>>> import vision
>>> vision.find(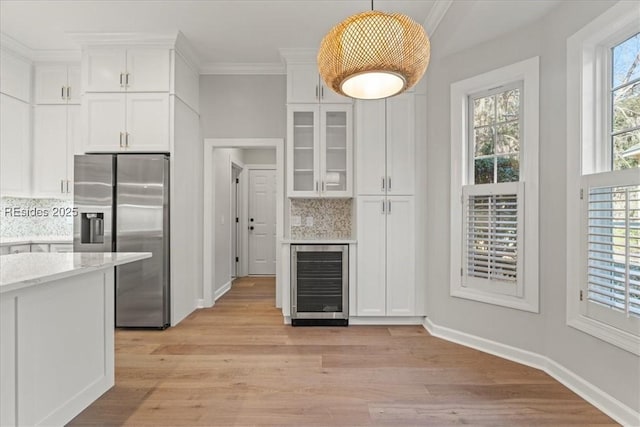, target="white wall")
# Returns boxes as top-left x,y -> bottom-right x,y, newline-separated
212,148 -> 244,294
243,148 -> 276,165
425,0 -> 638,413
199,75 -> 285,138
